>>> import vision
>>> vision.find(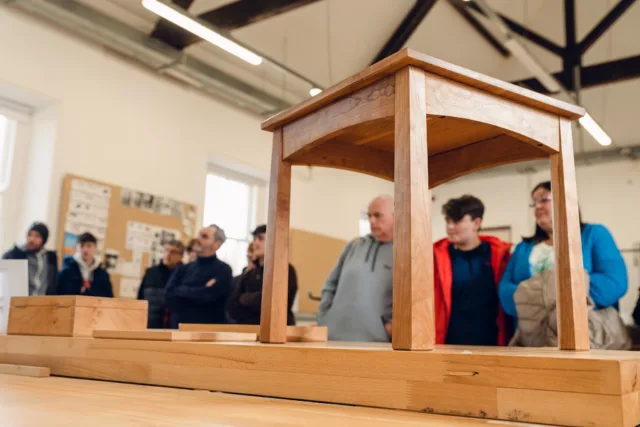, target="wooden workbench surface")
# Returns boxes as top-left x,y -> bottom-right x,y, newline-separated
0,374 -> 545,426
